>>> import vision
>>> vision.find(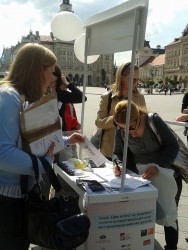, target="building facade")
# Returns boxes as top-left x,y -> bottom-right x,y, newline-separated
164,24 -> 188,84
139,54 -> 165,84
136,41 -> 165,85
137,24 -> 188,87
0,0 -> 114,87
